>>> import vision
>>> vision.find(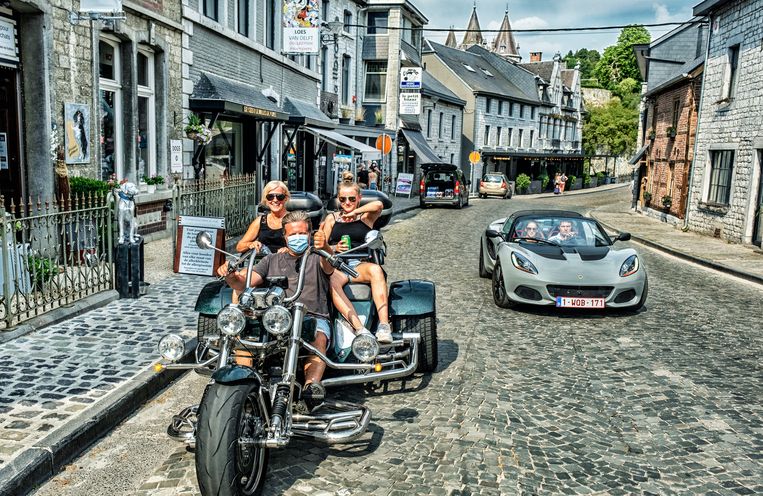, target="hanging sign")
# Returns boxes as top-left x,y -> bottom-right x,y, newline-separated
170,140 -> 183,173
399,92 -> 421,115
282,0 -> 322,54
80,0 -> 123,13
400,67 -> 422,89
0,17 -> 18,66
